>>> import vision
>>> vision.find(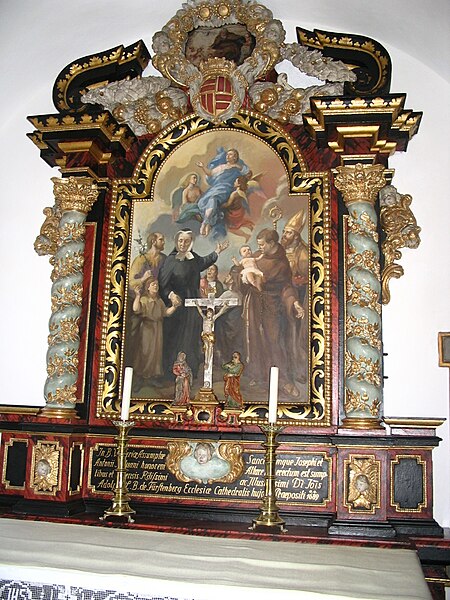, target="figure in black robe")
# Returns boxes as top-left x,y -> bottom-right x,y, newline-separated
158,230 -> 221,379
